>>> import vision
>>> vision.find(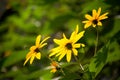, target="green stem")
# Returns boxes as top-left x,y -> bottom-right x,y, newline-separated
74,56 -> 84,71
94,27 -> 99,56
